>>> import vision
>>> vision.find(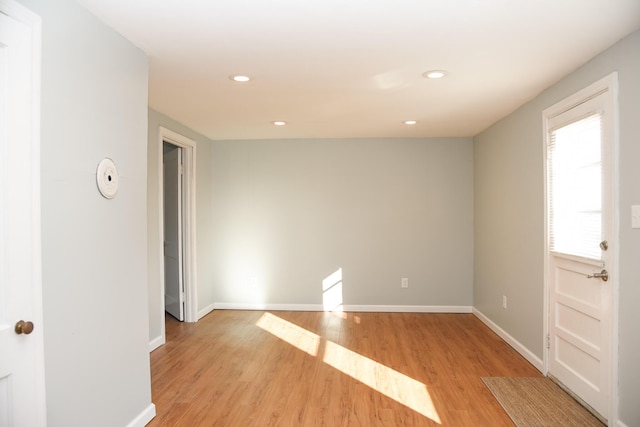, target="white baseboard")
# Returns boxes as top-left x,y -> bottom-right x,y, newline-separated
213,302 -> 324,311
342,305 -> 472,313
472,307 -> 544,372
616,420 -> 629,427
149,335 -> 165,353
126,403 -> 156,427
211,303 -> 472,313
198,303 -> 216,319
